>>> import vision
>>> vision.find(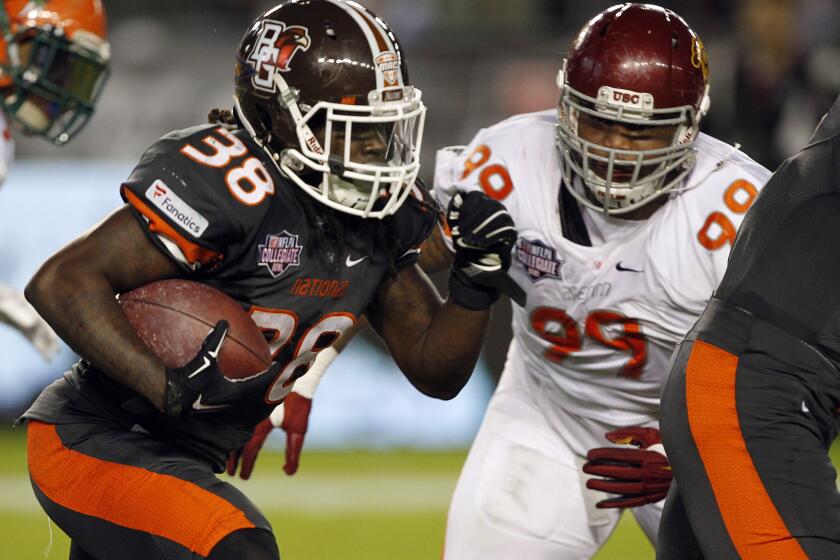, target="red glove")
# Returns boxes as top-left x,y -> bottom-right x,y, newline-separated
226,392 -> 313,479
582,427 -> 672,509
